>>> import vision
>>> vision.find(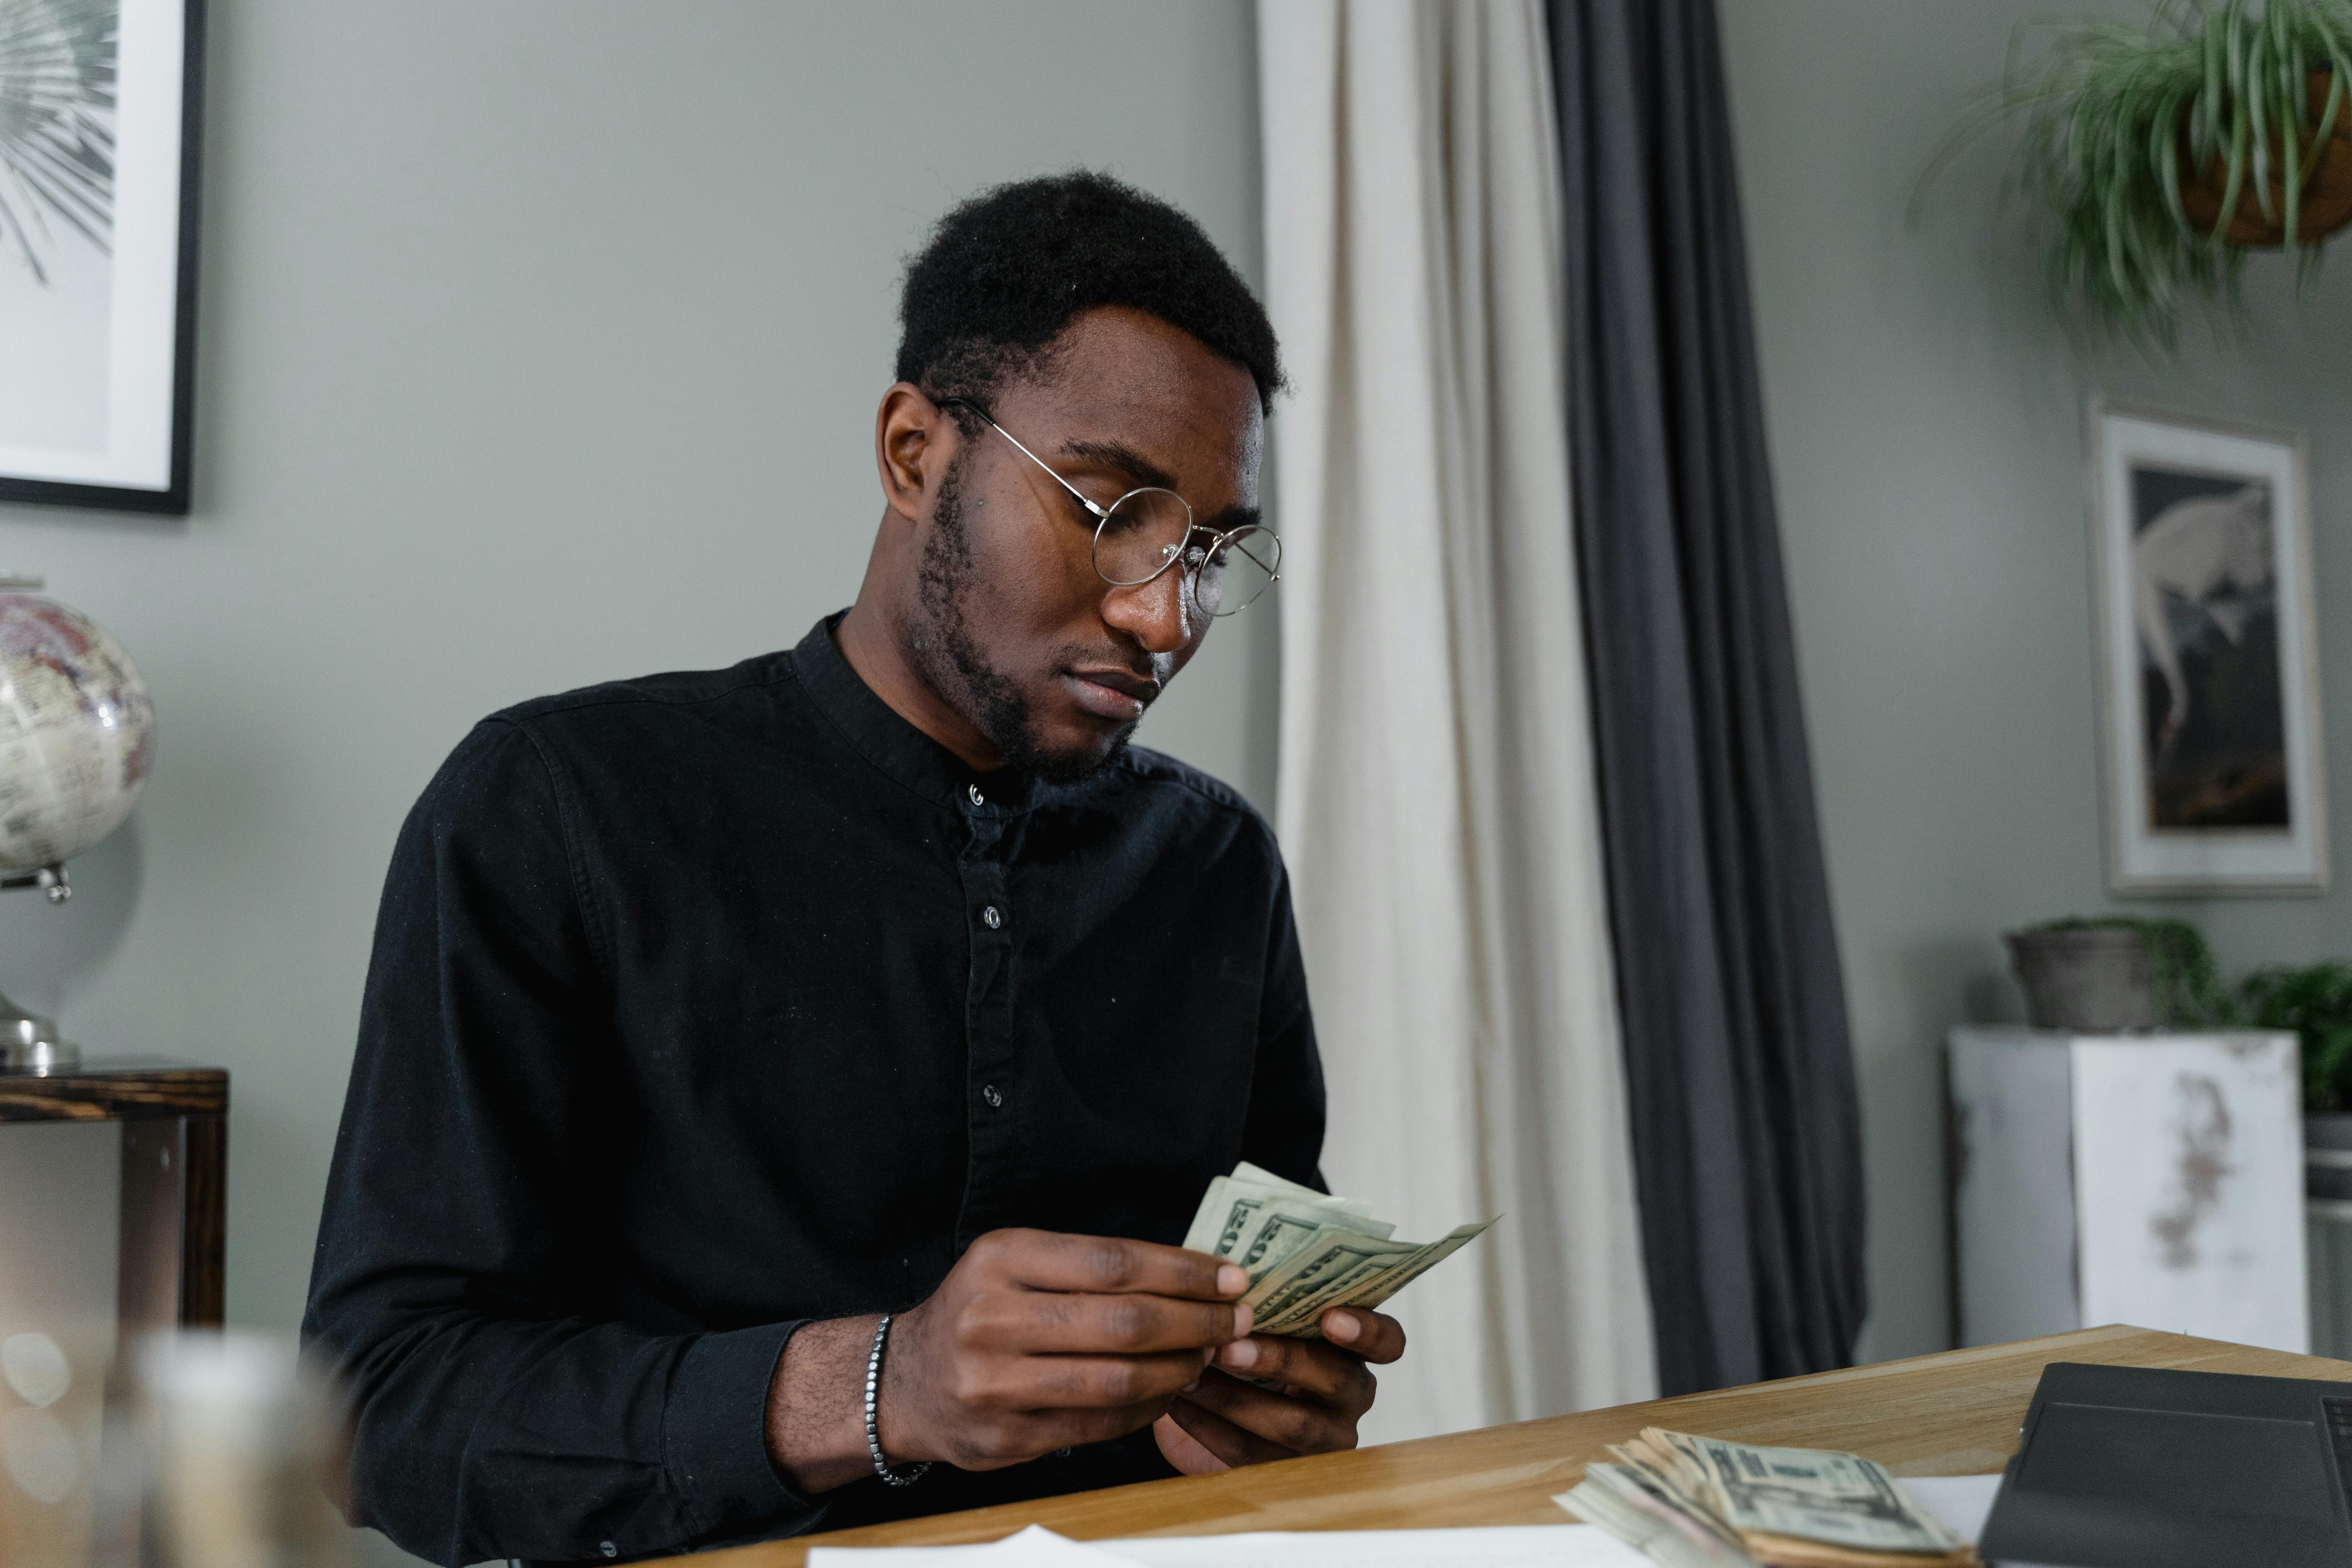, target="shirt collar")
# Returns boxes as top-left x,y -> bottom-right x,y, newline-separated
790,612 -> 1041,817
